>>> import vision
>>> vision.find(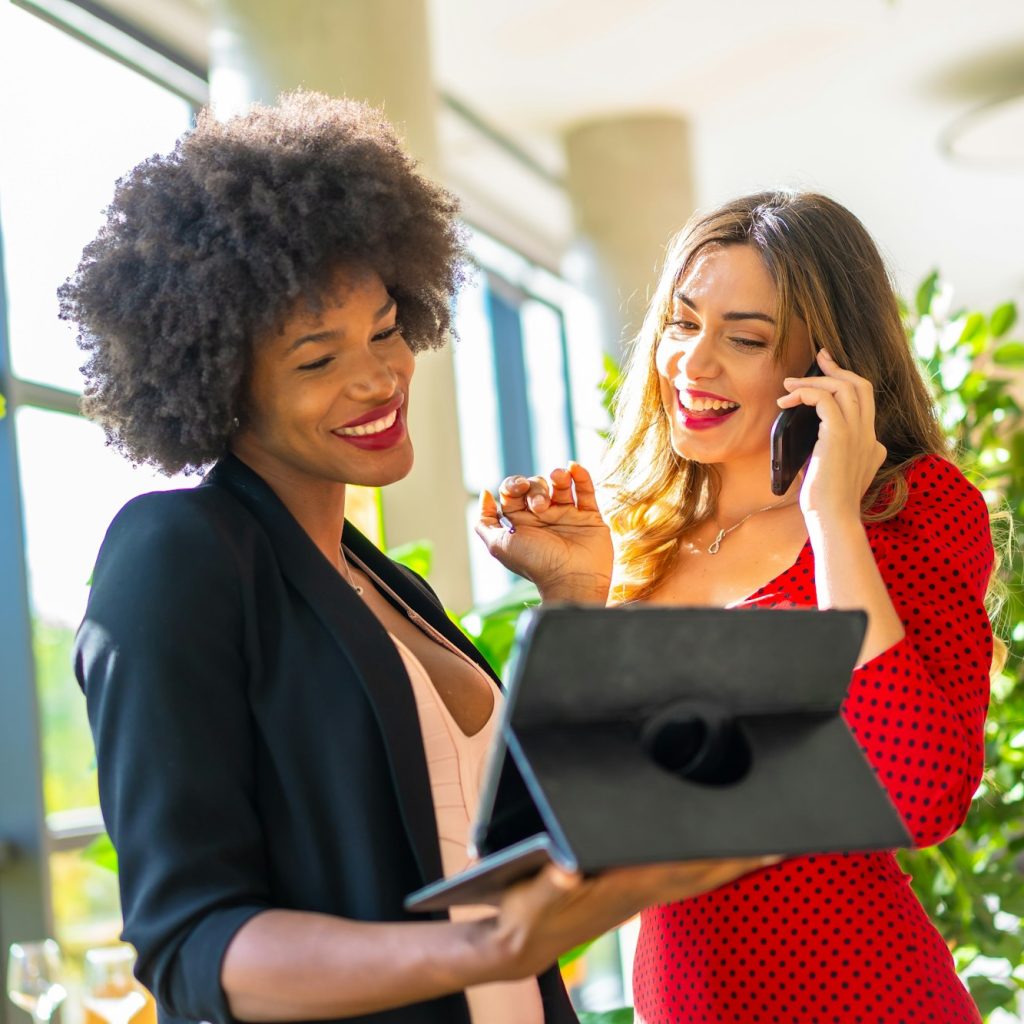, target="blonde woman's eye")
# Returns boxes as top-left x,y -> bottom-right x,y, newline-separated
665,319 -> 699,332
732,336 -> 767,349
